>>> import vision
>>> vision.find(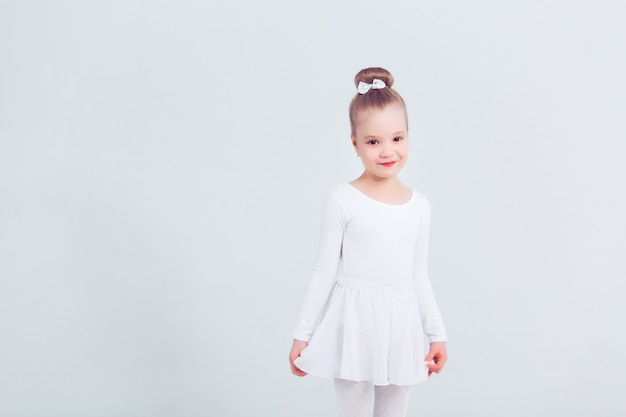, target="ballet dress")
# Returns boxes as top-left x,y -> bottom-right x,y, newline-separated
293,183 -> 447,386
